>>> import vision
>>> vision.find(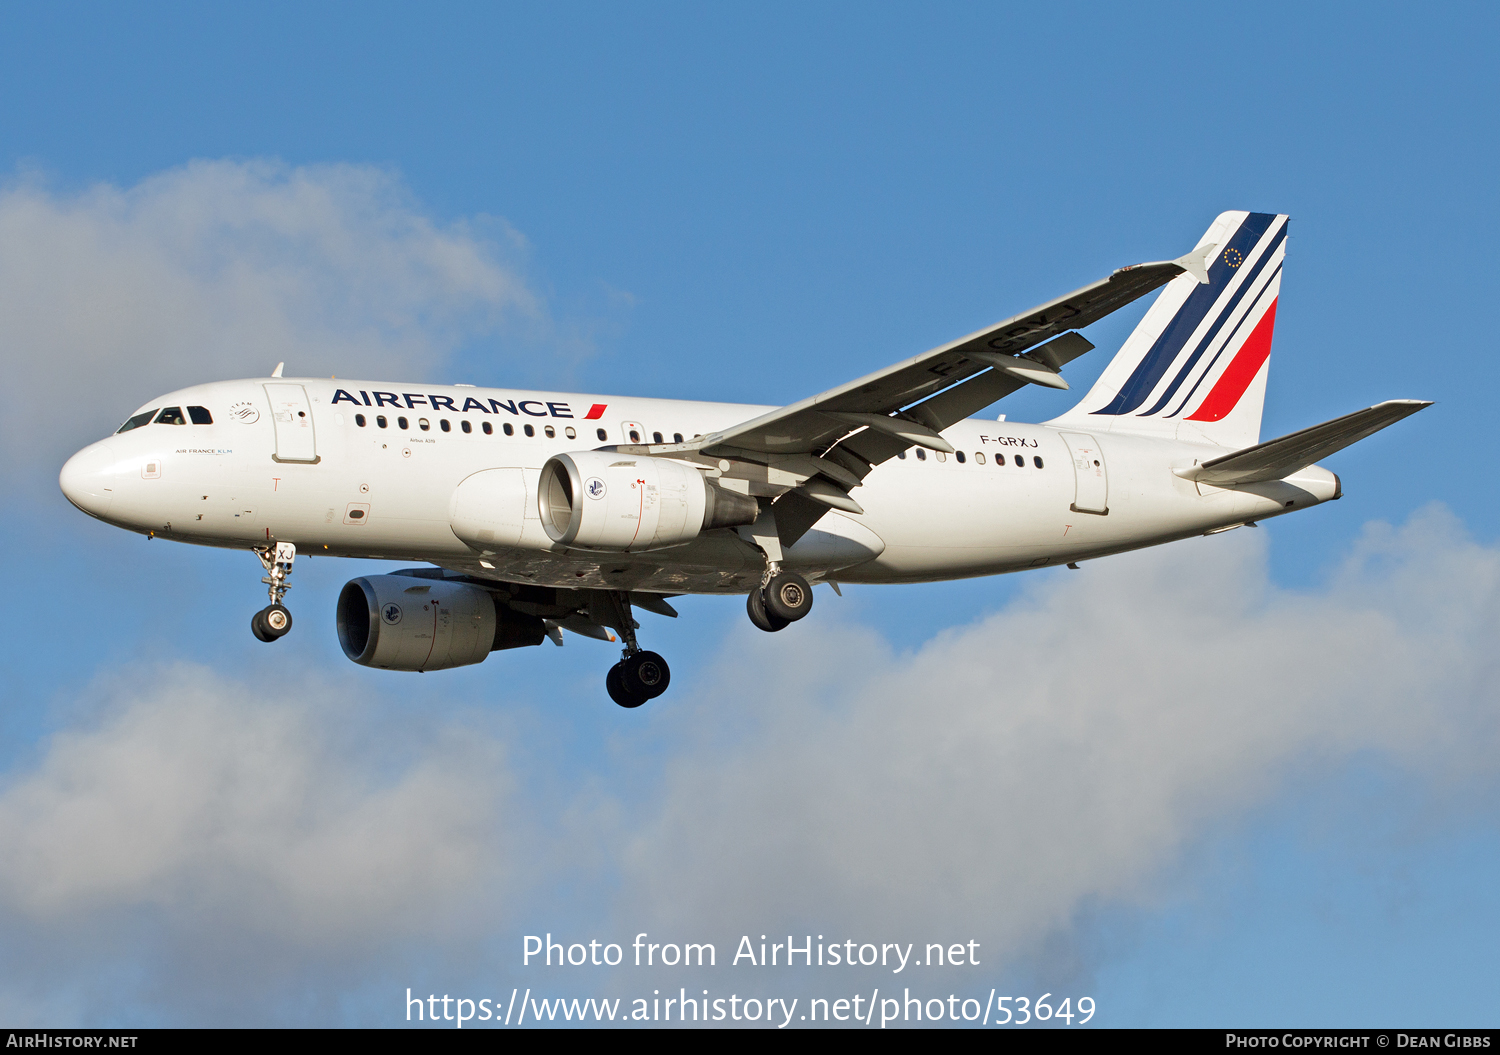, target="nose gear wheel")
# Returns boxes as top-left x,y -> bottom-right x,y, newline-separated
251,603 -> 293,642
